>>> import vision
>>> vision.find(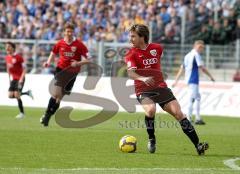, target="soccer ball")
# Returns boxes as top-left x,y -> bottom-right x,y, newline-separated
119,135 -> 137,153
